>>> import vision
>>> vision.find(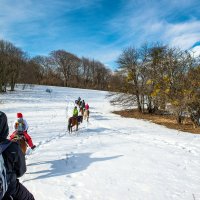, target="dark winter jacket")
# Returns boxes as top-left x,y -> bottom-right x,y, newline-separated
81,101 -> 85,108
0,111 -> 26,196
